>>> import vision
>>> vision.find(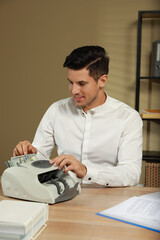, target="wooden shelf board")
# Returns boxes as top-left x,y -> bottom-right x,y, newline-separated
143,151 -> 160,161
140,11 -> 160,18
141,113 -> 160,119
